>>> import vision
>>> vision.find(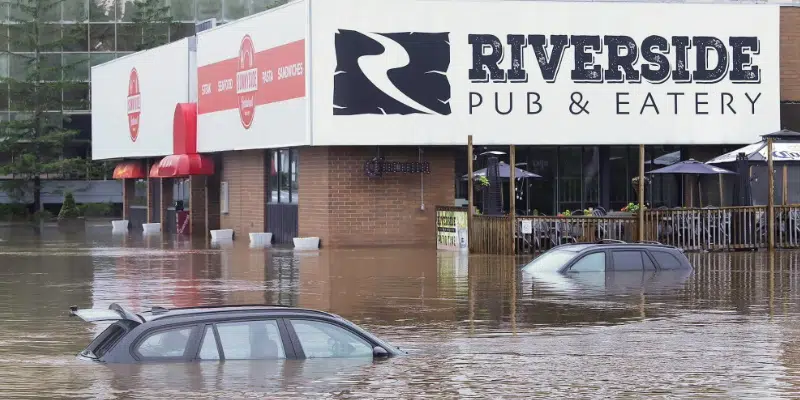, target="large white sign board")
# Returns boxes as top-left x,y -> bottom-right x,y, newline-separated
309,0 -> 780,146
91,38 -> 193,160
196,0 -> 308,153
